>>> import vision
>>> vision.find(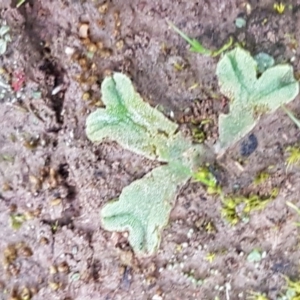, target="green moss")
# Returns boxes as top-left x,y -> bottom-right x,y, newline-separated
221,189 -> 278,225
253,172 -> 270,186
192,166 -> 222,195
